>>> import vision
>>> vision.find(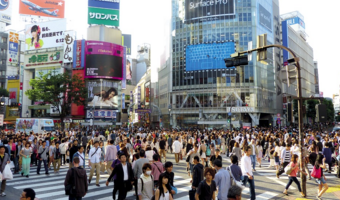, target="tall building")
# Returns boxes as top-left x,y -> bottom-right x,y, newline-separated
167,0 -> 281,129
